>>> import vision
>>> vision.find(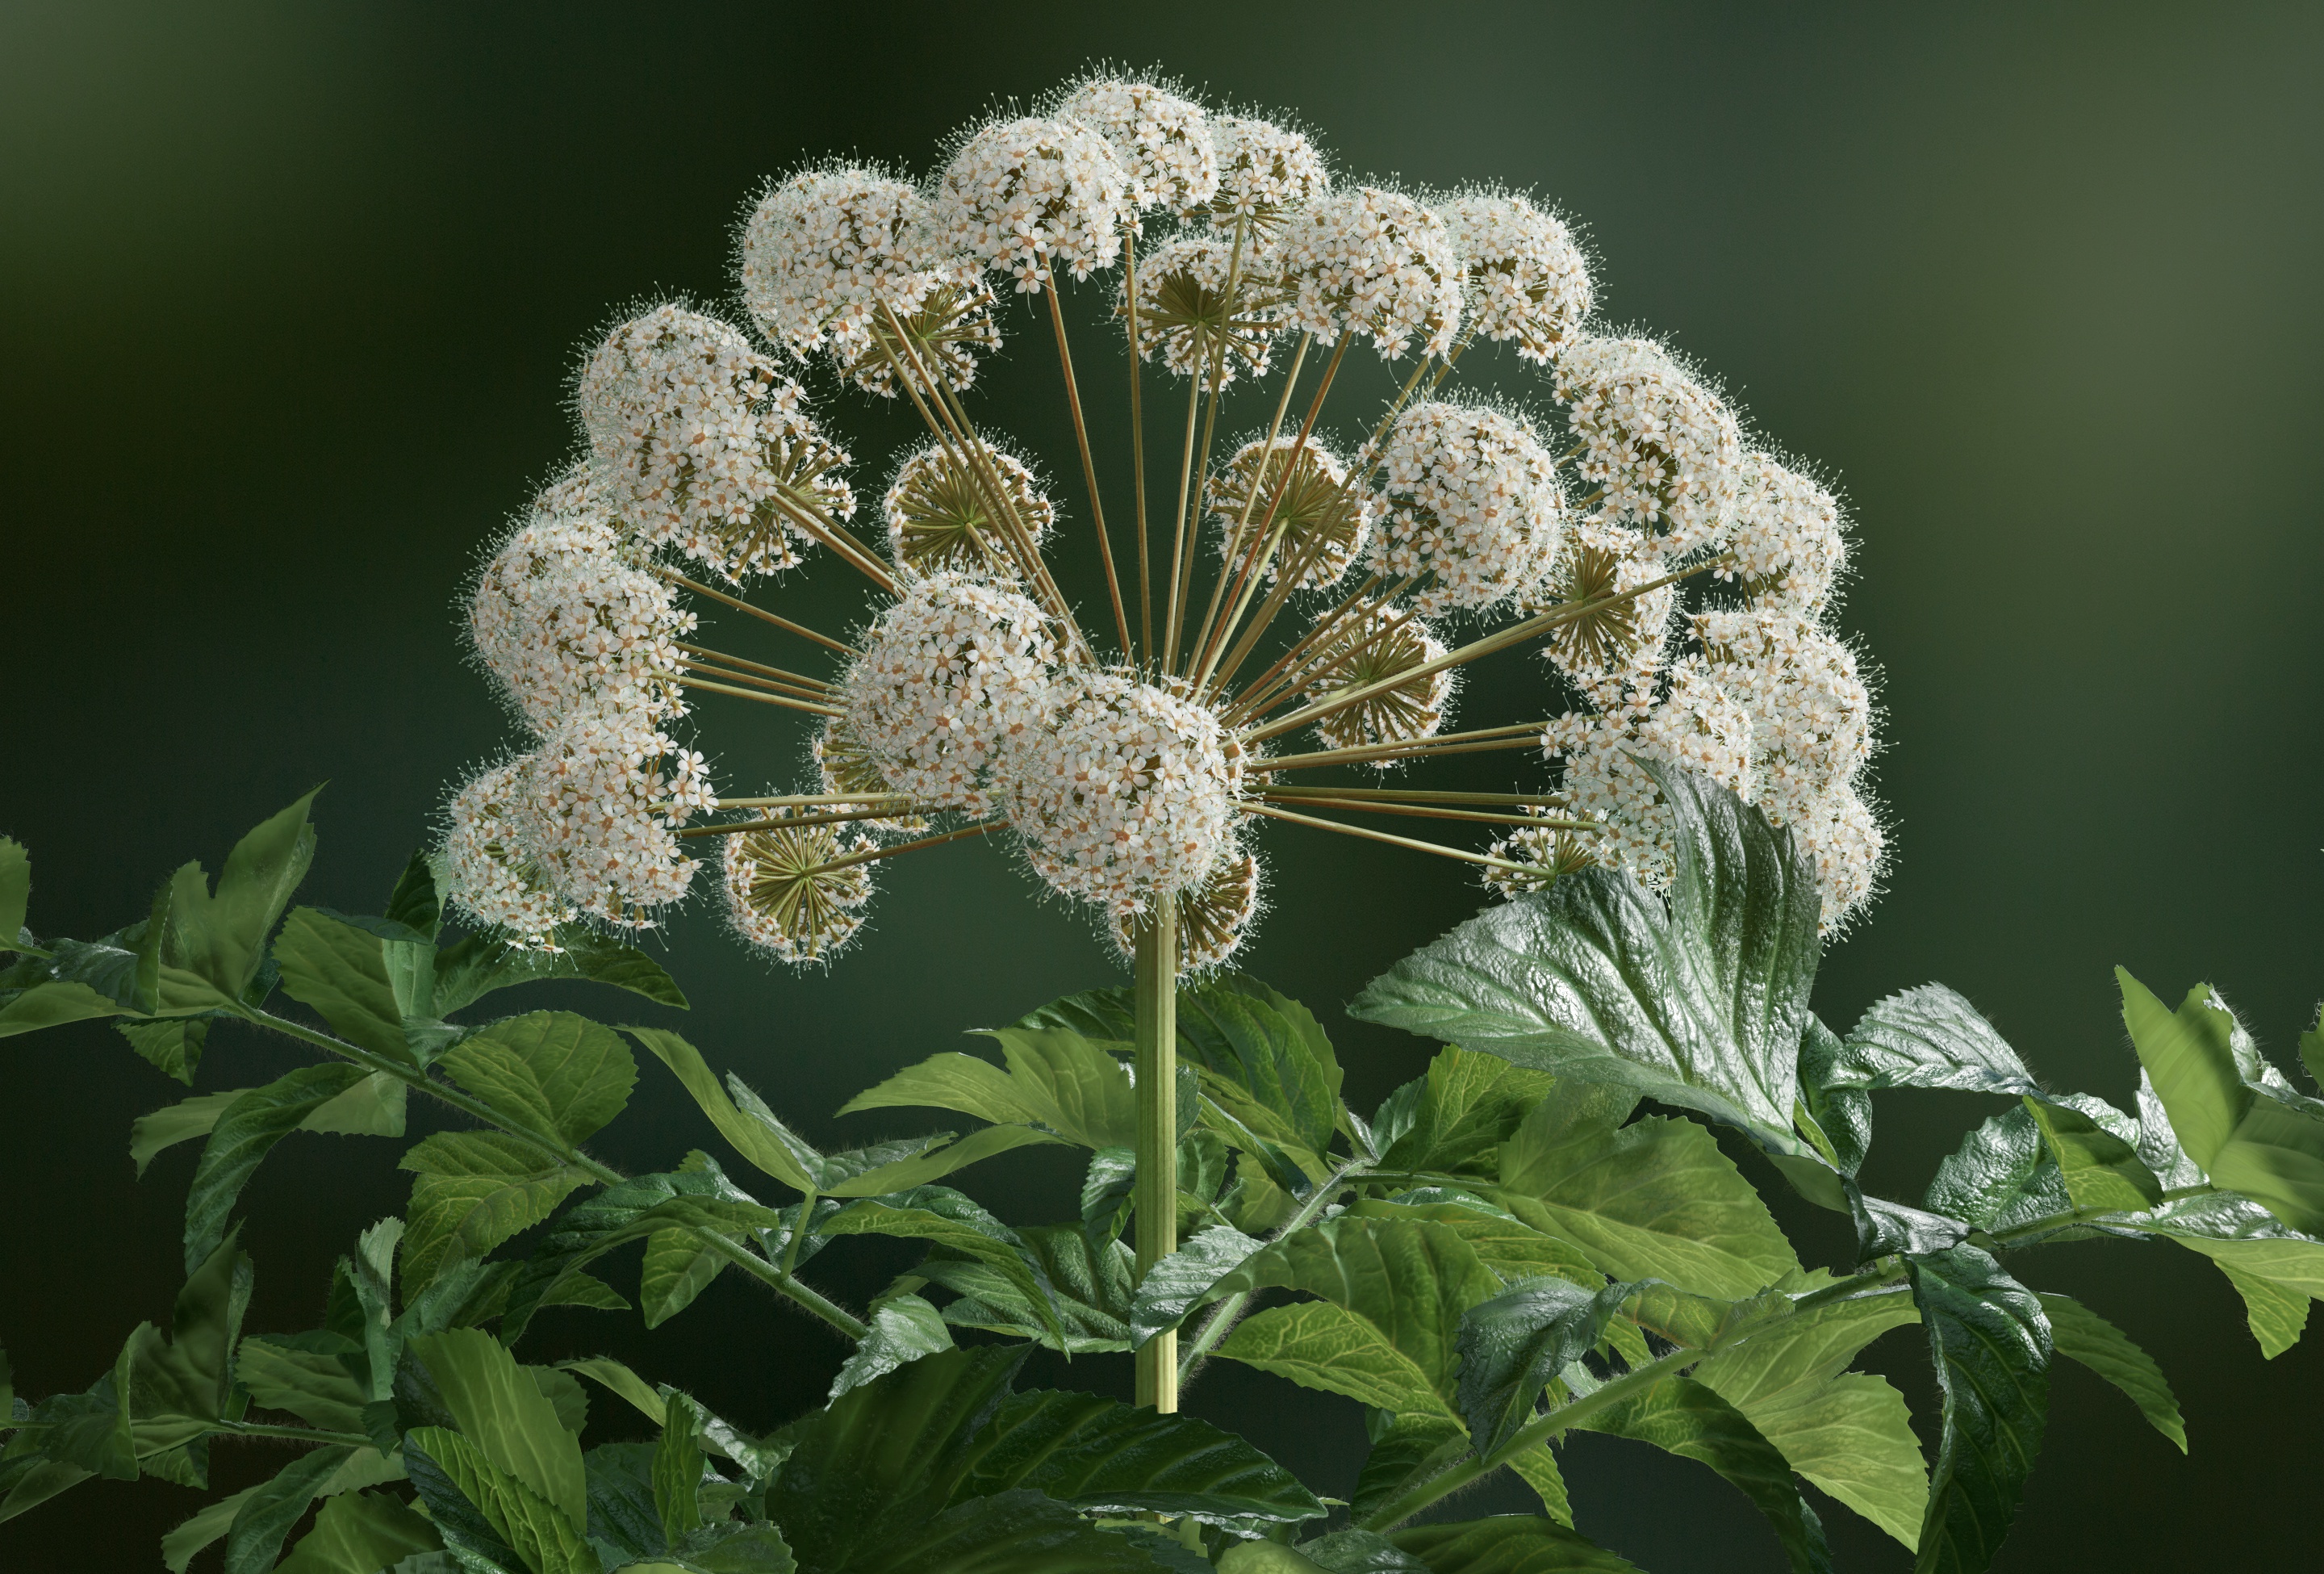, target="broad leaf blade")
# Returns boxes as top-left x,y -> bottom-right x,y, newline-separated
2037,1293 -> 2184,1451
273,907 -> 416,1065
1906,1245 -> 2050,1574
1216,1302 -> 1452,1418
831,1295 -> 955,1398
1390,1516 -> 1642,1572
184,1065 -> 368,1271
400,1131 -> 592,1291
161,792 -> 320,1008
412,1328 -> 587,1525
629,1025 -> 818,1191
